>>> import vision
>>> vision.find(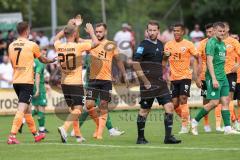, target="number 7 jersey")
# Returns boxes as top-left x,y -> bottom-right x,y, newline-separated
8,37 -> 41,84
164,39 -> 198,81
54,40 -> 92,85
